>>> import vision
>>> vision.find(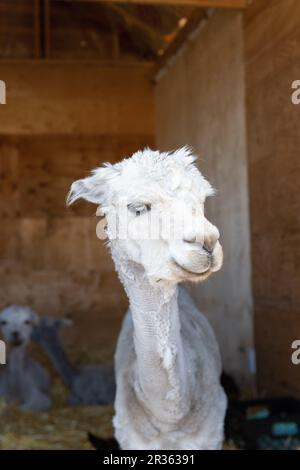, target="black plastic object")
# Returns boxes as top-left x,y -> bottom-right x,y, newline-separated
87,432 -> 120,450
225,396 -> 300,450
